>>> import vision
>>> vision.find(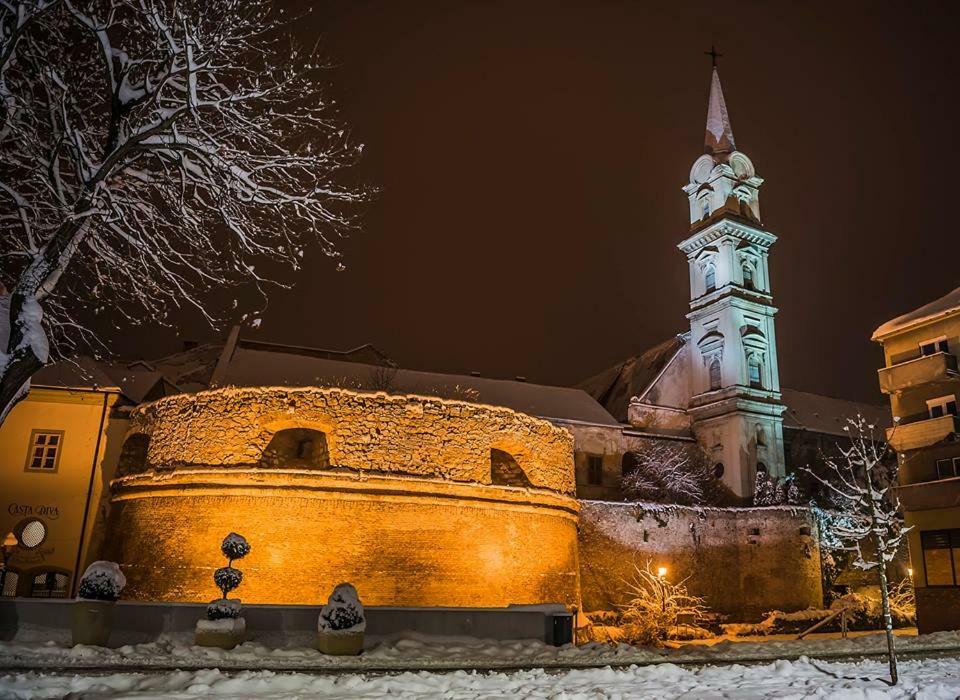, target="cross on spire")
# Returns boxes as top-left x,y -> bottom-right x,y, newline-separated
704,45 -> 723,68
